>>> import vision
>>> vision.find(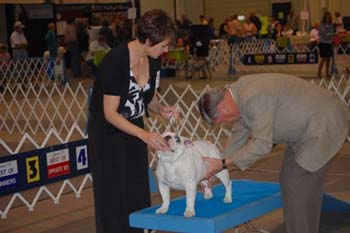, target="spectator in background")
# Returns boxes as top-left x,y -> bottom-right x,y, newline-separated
249,11 -> 262,37
241,16 -> 257,40
225,15 -> 240,44
77,20 -> 89,56
282,24 -> 294,37
272,22 -> 283,39
219,18 -> 228,39
0,42 -> 10,85
110,16 -> 118,39
0,43 -> 10,91
180,13 -> 192,29
56,46 -> 69,84
99,20 -> 114,47
85,33 -> 110,77
43,50 -> 55,81
309,22 -> 320,50
199,14 -> 209,25
334,12 -> 344,33
18,5 -> 29,29
287,9 -> 299,34
177,13 -> 192,39
45,23 -> 58,58
267,15 -> 279,38
208,17 -> 215,37
318,11 -> 334,78
0,43 -> 11,68
64,18 -> 81,77
10,21 -> 28,60
77,20 -> 90,77
115,19 -> 132,46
